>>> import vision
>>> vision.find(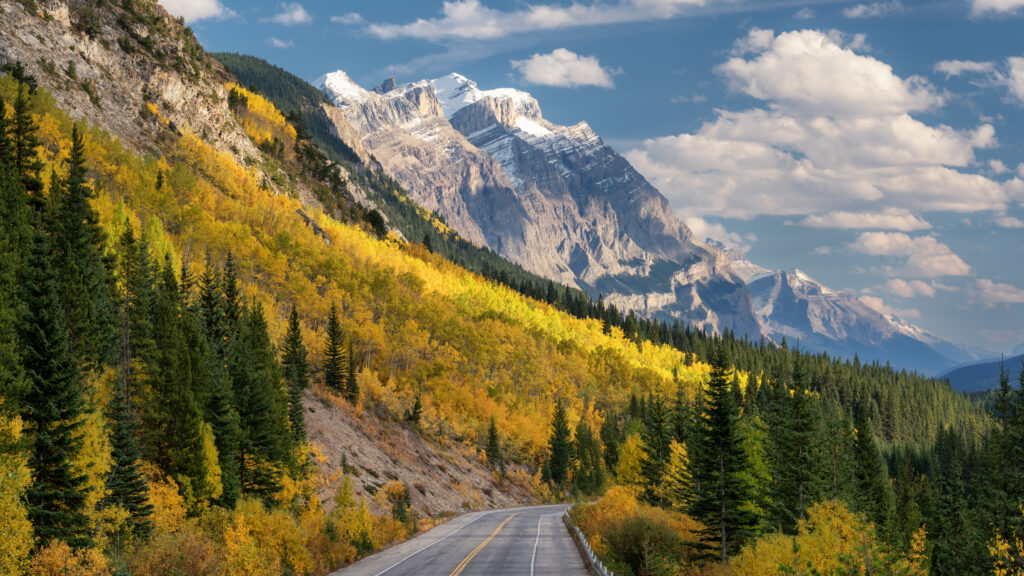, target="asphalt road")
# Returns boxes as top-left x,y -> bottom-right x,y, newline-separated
329,505 -> 591,576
